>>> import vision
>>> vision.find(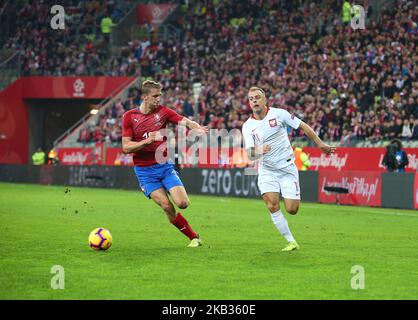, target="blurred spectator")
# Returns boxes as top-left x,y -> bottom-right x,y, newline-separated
294,147 -> 311,171
412,119 -> 418,140
78,126 -> 92,143
32,148 -> 45,165
401,119 -> 413,140
340,128 -> 352,146
383,139 -> 409,172
183,97 -> 195,118
231,148 -> 250,168
100,12 -> 116,42
392,139 -> 409,172
342,1 -> 351,26
47,148 -> 59,165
